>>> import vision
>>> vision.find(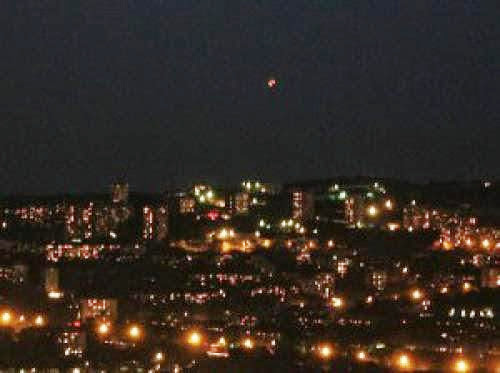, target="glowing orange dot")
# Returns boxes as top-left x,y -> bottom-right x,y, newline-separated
267,78 -> 277,88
